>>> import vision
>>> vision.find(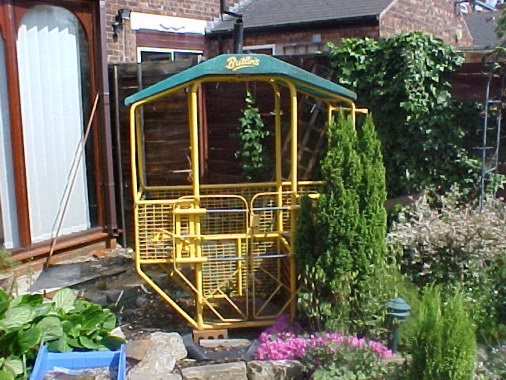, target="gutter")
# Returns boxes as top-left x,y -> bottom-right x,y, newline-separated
207,14 -> 379,37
